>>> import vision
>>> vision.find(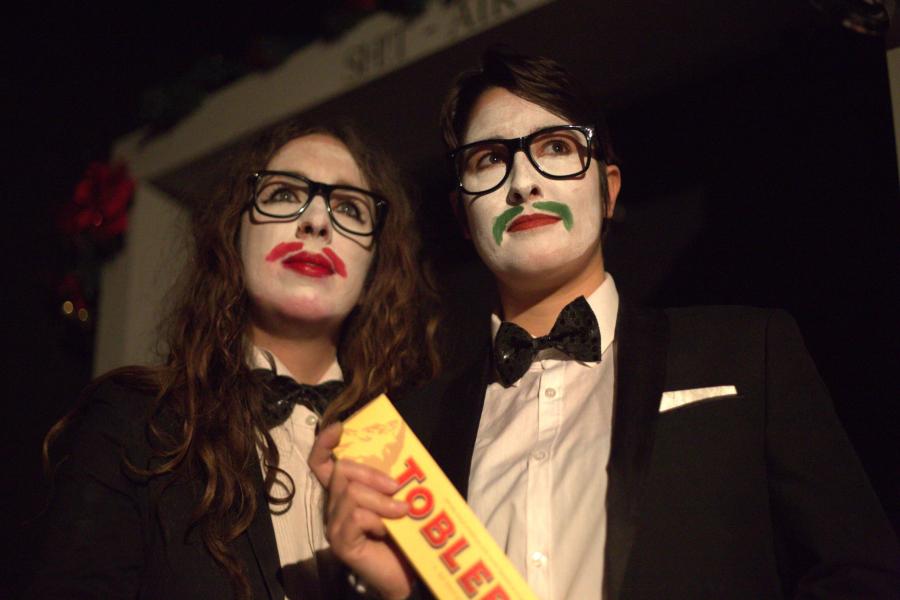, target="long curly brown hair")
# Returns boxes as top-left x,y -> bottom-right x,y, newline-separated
44,120 -> 440,598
